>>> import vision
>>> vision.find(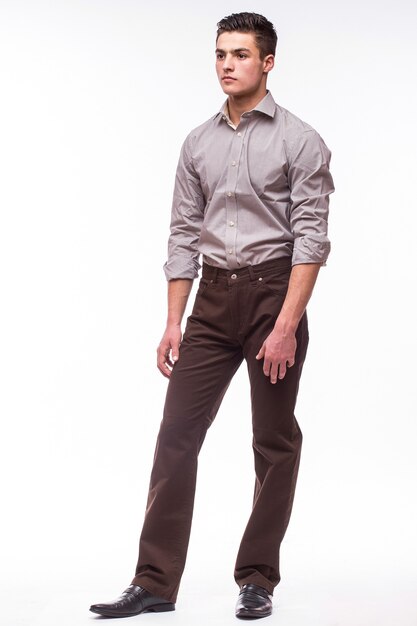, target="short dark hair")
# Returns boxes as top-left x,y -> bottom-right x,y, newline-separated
216,12 -> 277,59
